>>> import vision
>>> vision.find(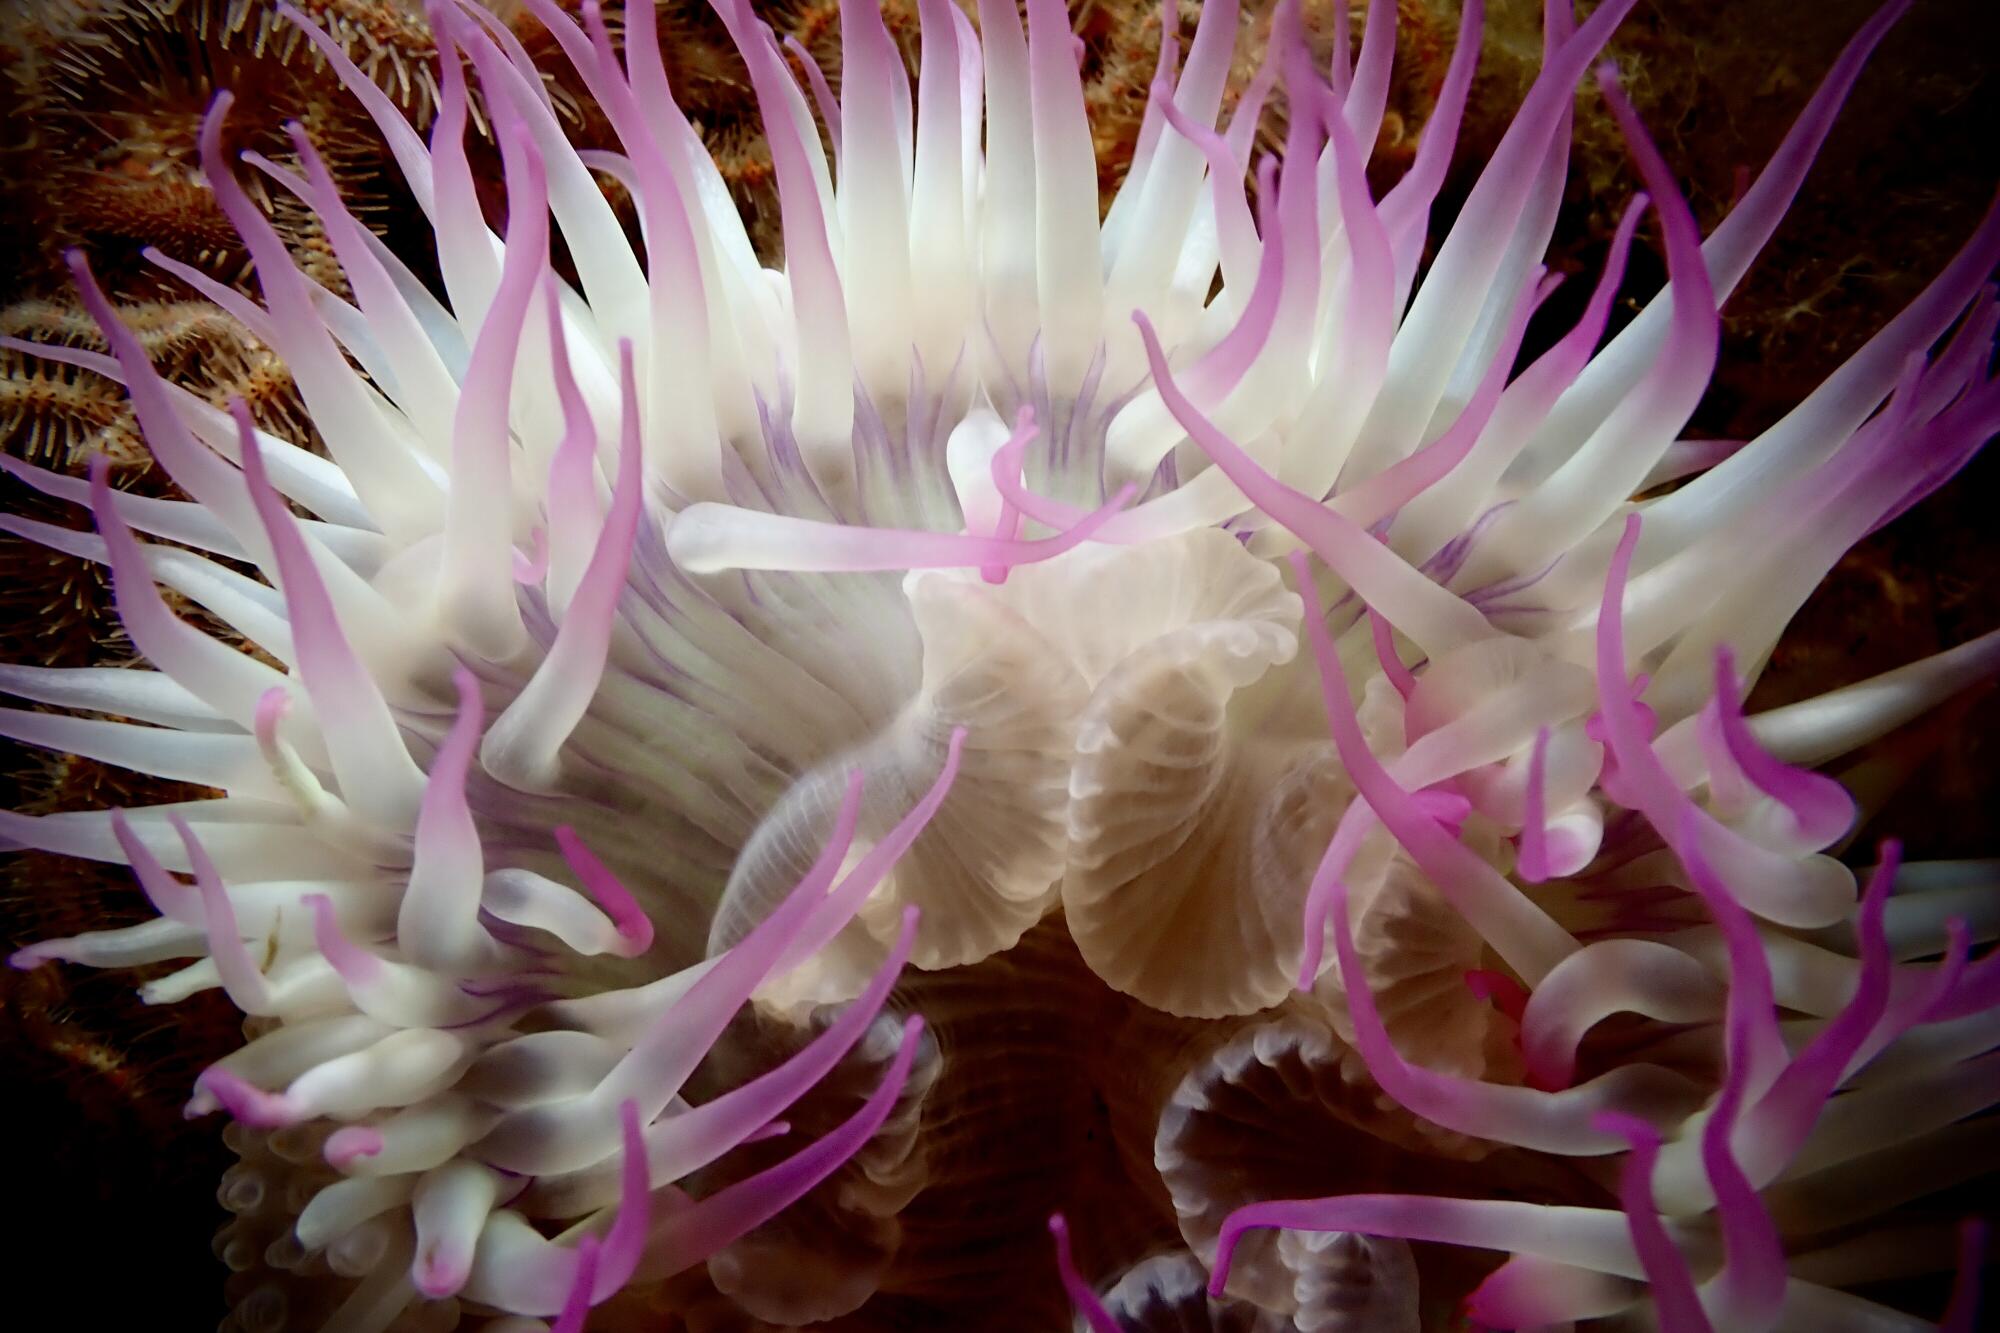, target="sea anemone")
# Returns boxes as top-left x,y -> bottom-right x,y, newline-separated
2,0 -> 1996,1328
